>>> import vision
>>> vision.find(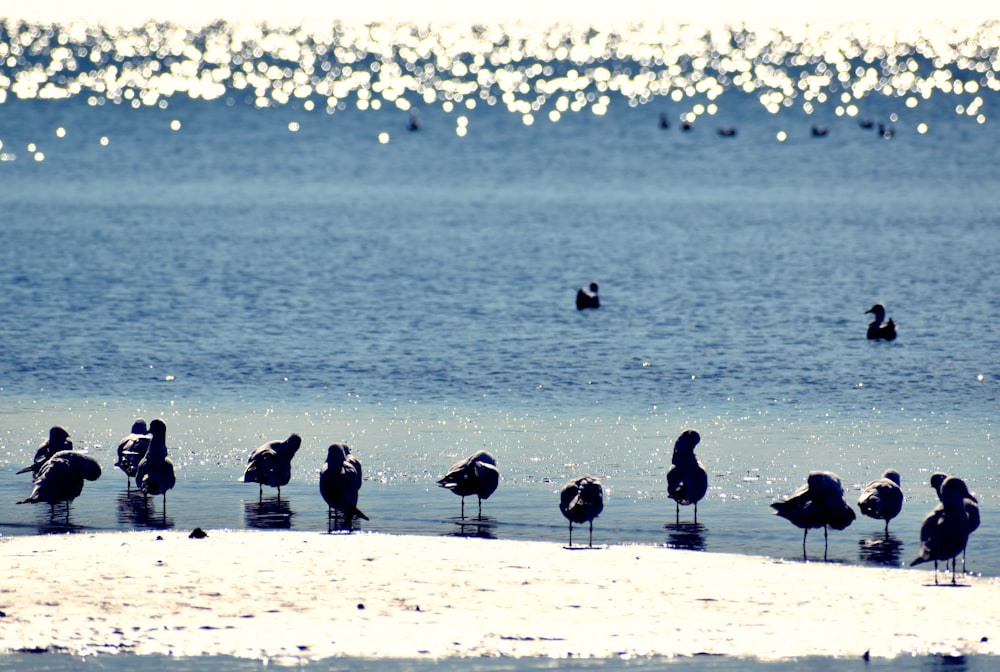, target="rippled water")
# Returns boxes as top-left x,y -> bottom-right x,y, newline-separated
1,17 -> 998,588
